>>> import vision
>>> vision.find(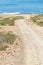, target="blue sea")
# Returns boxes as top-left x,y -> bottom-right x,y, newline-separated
0,0 -> 43,14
